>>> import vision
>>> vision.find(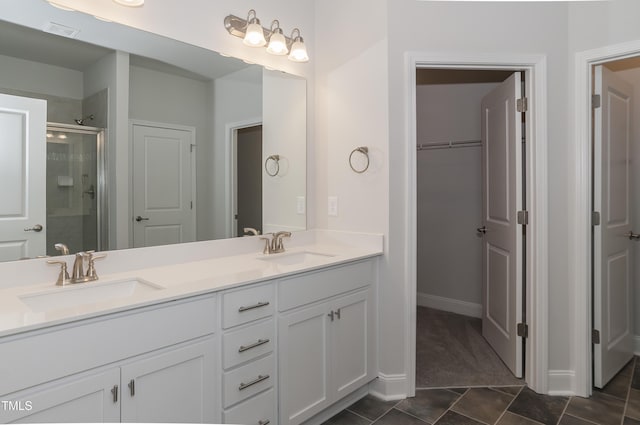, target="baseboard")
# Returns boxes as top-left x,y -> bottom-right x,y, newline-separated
368,373 -> 408,401
417,292 -> 482,318
547,370 -> 575,396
